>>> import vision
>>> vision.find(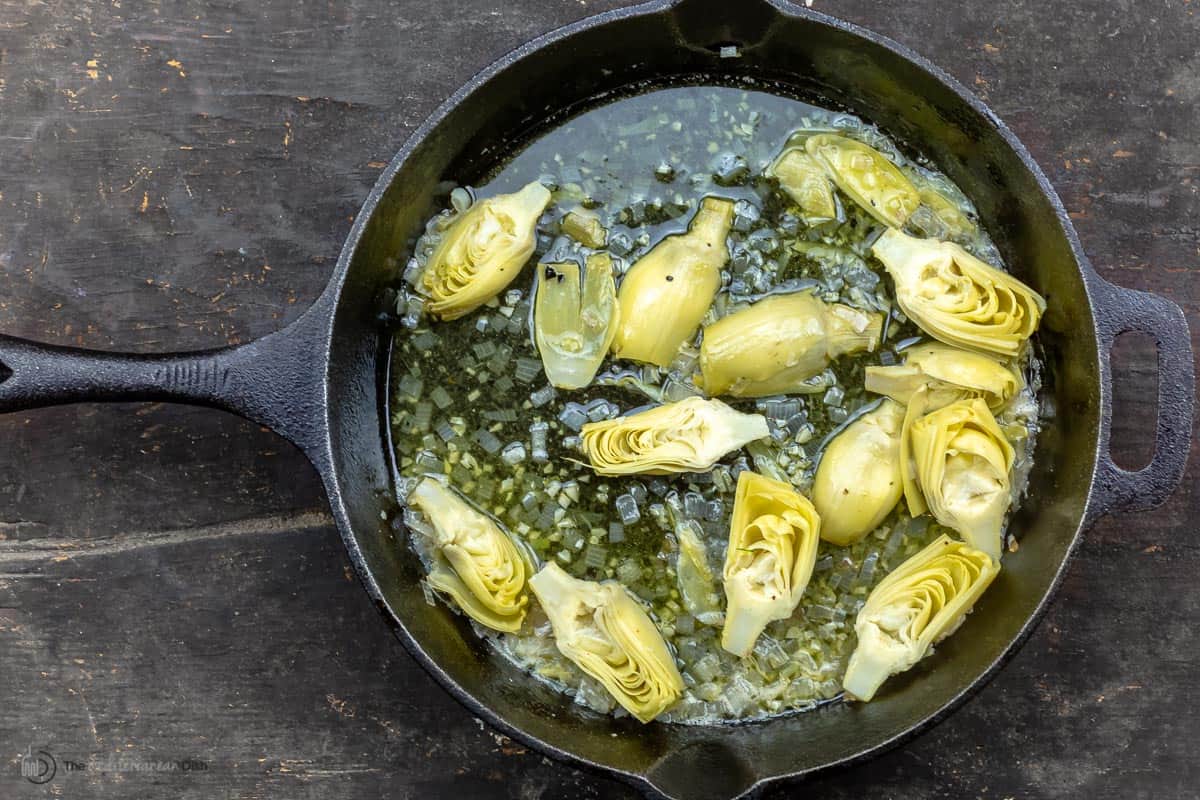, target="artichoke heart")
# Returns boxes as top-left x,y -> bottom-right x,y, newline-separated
872,229 -> 1045,357
421,181 -> 552,320
611,196 -> 734,366
865,341 -> 1021,412
409,477 -> 532,632
905,398 -> 1015,560
812,399 -> 905,546
534,254 -> 619,390
699,292 -> 884,398
528,563 -> 684,723
842,534 -> 999,701
721,471 -> 821,657
580,396 -> 768,476
805,134 -> 920,228
767,147 -> 837,221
